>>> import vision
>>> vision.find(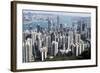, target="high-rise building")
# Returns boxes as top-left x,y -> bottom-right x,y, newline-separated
52,41 -> 58,56
40,47 -> 48,61
48,18 -> 52,32
37,24 -> 41,32
23,38 -> 34,62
